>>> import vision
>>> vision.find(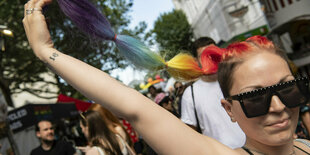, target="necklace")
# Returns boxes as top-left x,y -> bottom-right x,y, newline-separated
242,146 -> 296,155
